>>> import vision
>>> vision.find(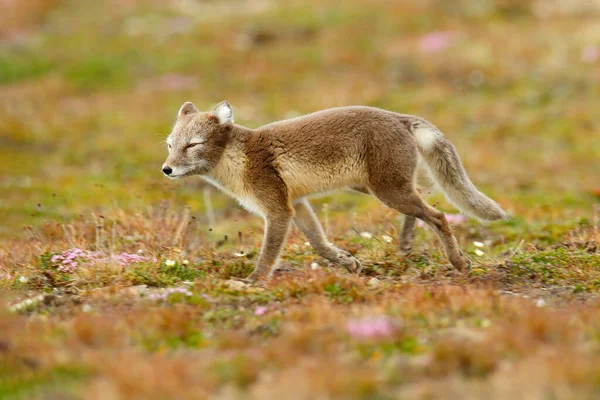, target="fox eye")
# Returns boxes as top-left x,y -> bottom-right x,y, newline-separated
186,142 -> 202,150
